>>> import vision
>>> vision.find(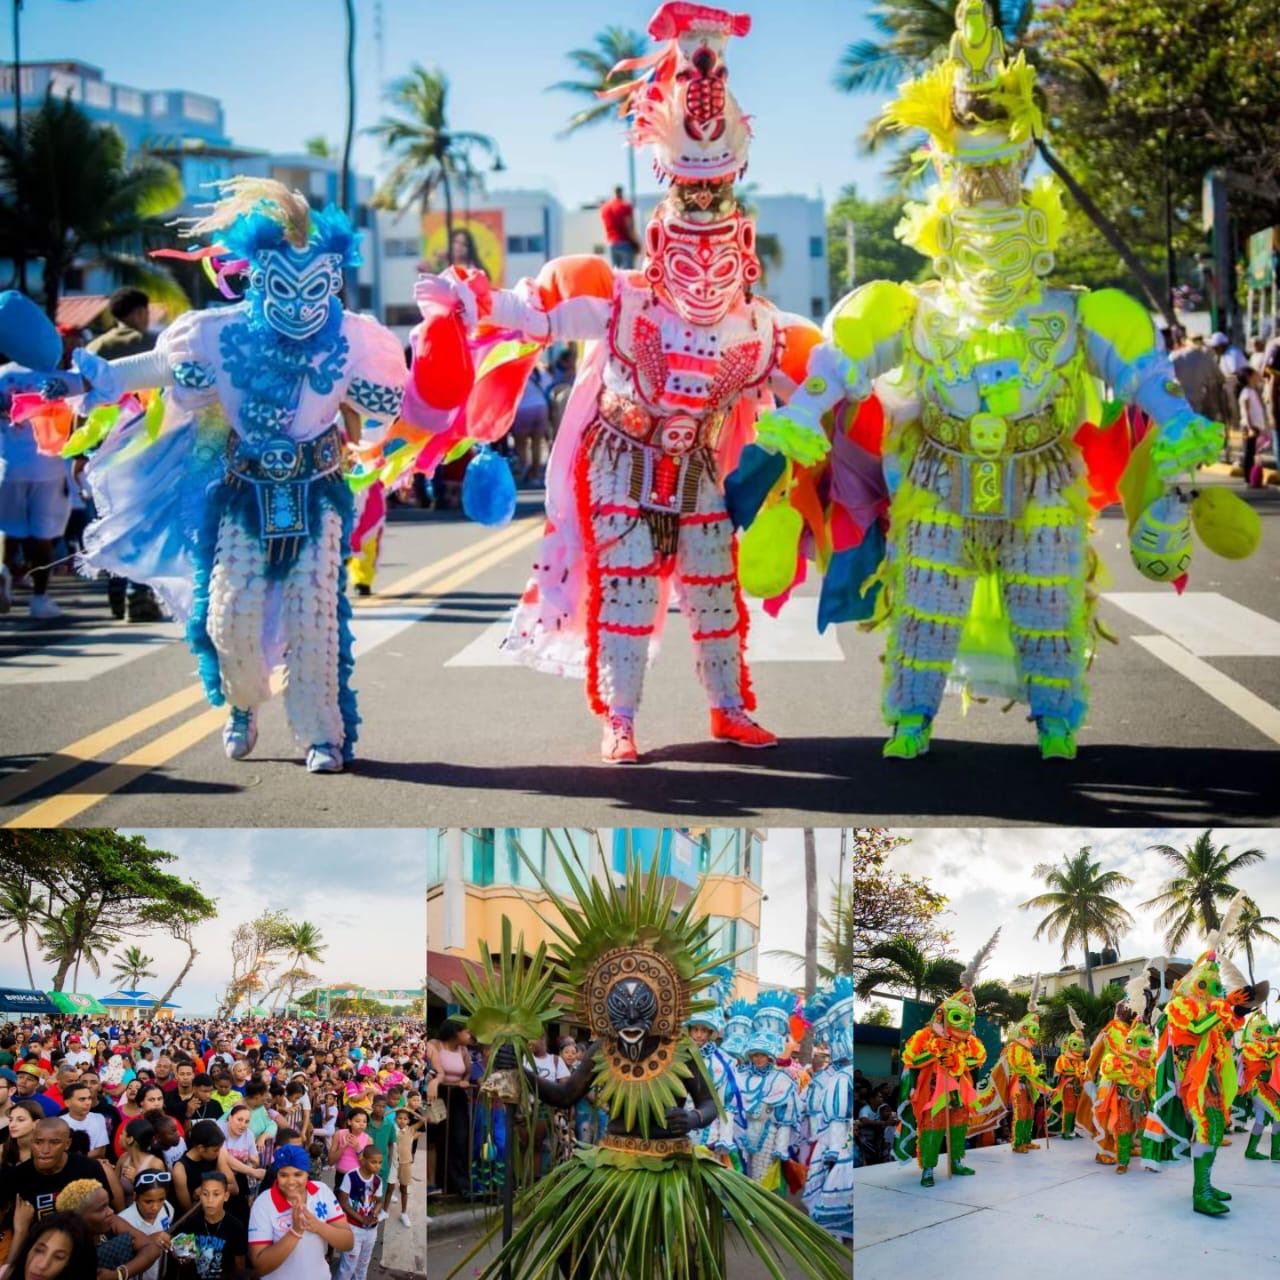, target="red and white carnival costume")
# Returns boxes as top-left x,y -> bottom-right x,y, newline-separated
419,4 -> 819,760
